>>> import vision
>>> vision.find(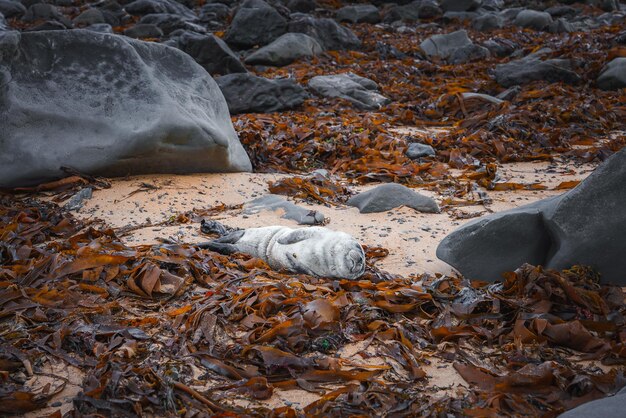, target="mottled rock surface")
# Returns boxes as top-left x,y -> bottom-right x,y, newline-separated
0,30 -> 251,187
